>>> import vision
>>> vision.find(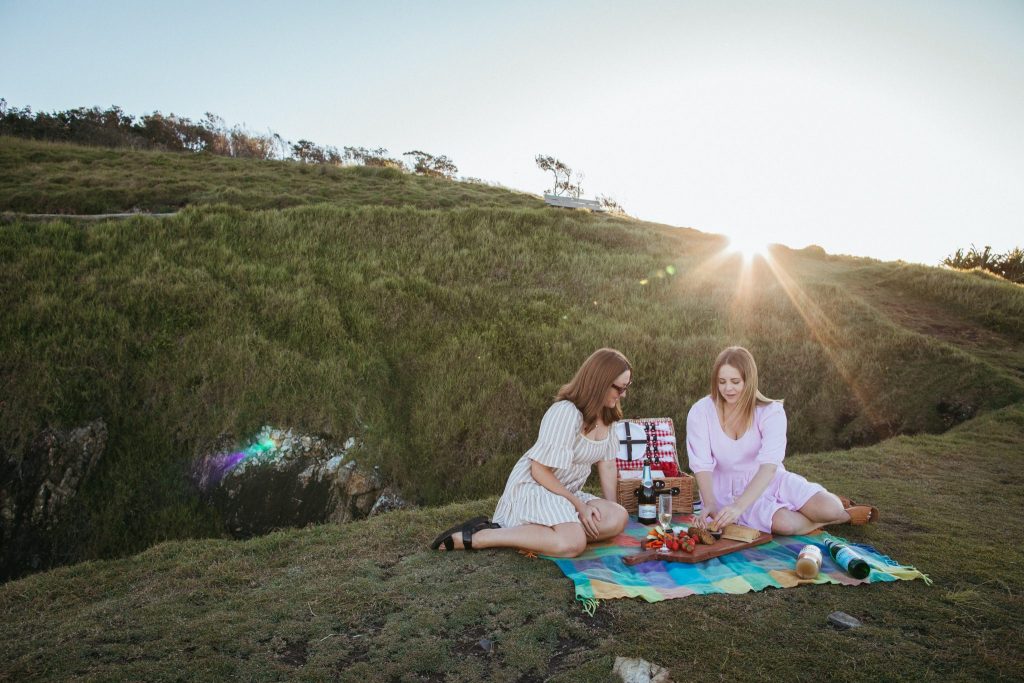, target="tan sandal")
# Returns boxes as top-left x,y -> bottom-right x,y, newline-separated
842,500 -> 879,525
